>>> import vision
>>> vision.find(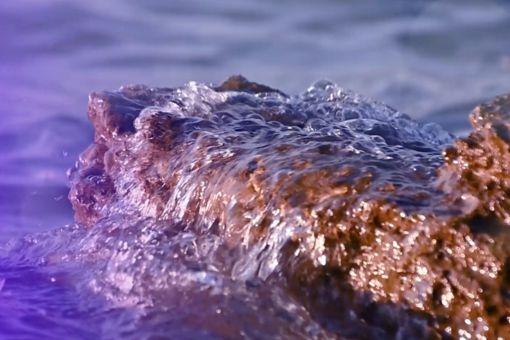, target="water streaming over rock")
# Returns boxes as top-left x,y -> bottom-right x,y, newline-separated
2,77 -> 510,339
